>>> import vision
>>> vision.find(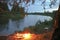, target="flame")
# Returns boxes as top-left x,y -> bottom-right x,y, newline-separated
23,33 -> 31,39
13,32 -> 32,40
14,33 -> 23,38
